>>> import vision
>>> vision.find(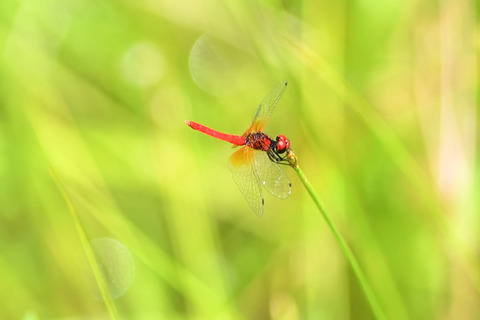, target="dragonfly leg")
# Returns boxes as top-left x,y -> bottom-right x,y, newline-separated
267,148 -> 290,164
